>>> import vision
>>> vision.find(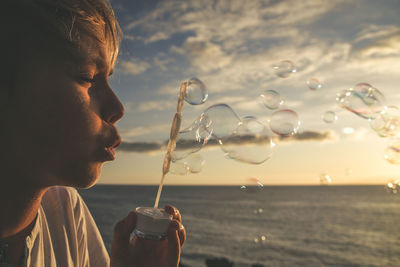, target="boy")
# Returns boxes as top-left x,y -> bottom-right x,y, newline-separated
0,0 -> 186,266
